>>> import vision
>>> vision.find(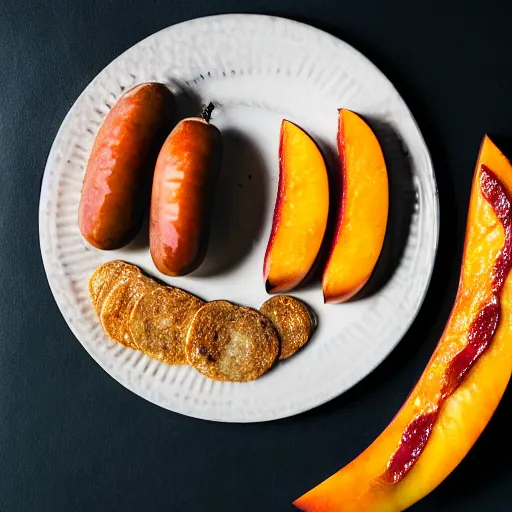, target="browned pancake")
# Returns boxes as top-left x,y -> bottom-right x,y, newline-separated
259,295 -> 315,359
129,286 -> 204,365
89,260 -> 141,314
100,274 -> 156,348
186,300 -> 279,382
